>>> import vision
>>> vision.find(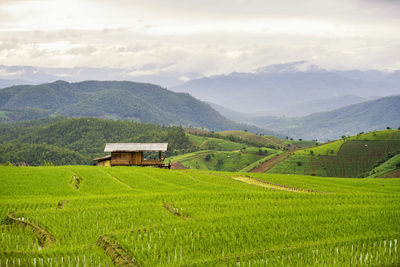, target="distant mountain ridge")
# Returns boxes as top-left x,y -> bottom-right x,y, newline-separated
249,95 -> 400,140
0,80 -> 277,135
173,61 -> 400,116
